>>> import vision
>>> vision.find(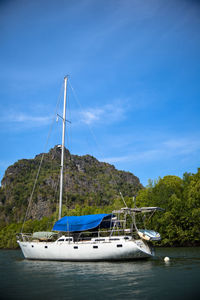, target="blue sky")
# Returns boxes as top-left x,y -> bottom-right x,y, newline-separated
0,0 -> 200,186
